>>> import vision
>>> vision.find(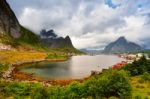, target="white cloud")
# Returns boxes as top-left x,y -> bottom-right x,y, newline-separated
8,0 -> 150,49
